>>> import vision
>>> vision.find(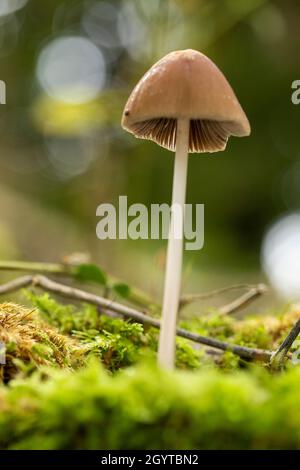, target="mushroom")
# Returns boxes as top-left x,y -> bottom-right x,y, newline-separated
122,49 -> 250,369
